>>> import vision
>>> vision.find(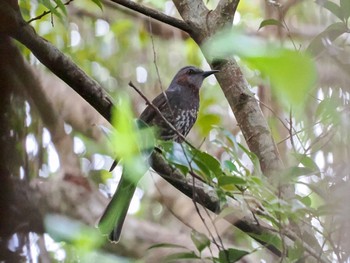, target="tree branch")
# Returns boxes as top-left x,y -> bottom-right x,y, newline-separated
106,0 -> 192,34
1,3 -> 114,121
